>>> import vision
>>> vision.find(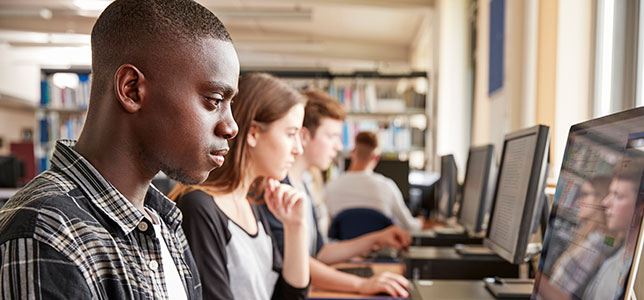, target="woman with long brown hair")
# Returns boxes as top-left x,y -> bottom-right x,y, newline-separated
168,73 -> 309,299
